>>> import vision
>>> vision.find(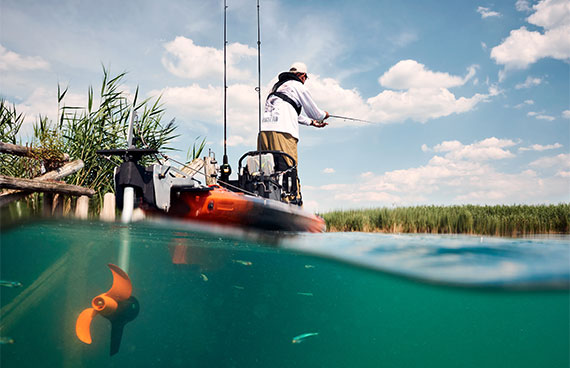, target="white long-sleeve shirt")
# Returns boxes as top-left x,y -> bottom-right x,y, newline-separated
261,78 -> 326,140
